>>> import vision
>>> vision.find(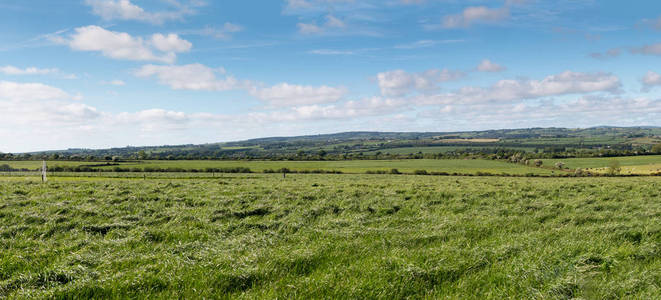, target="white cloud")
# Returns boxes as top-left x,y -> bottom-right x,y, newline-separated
476,59 -> 506,72
0,66 -> 58,75
135,64 -> 249,91
250,83 -> 347,107
84,0 -> 201,25
418,96 -> 661,130
136,63 -> 348,107
442,6 -> 509,28
150,33 -> 192,52
182,23 -> 244,39
250,96 -> 407,122
308,49 -> 356,55
297,23 -> 324,34
394,39 -> 465,49
286,0 -> 313,10
285,0 -> 356,11
0,81 -> 70,101
641,71 -> 661,92
101,80 -> 126,86
325,15 -> 346,28
297,14 -> 348,35
0,65 -> 77,79
400,0 -> 425,4
505,0 -> 528,5
56,26 -> 191,63
376,69 -> 465,96
413,71 -> 621,105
